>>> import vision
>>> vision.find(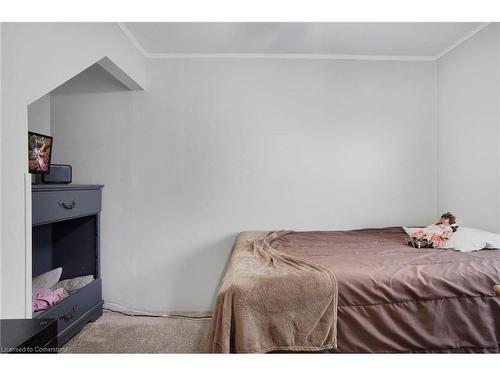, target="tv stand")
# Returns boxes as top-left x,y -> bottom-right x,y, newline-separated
32,184 -> 104,347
